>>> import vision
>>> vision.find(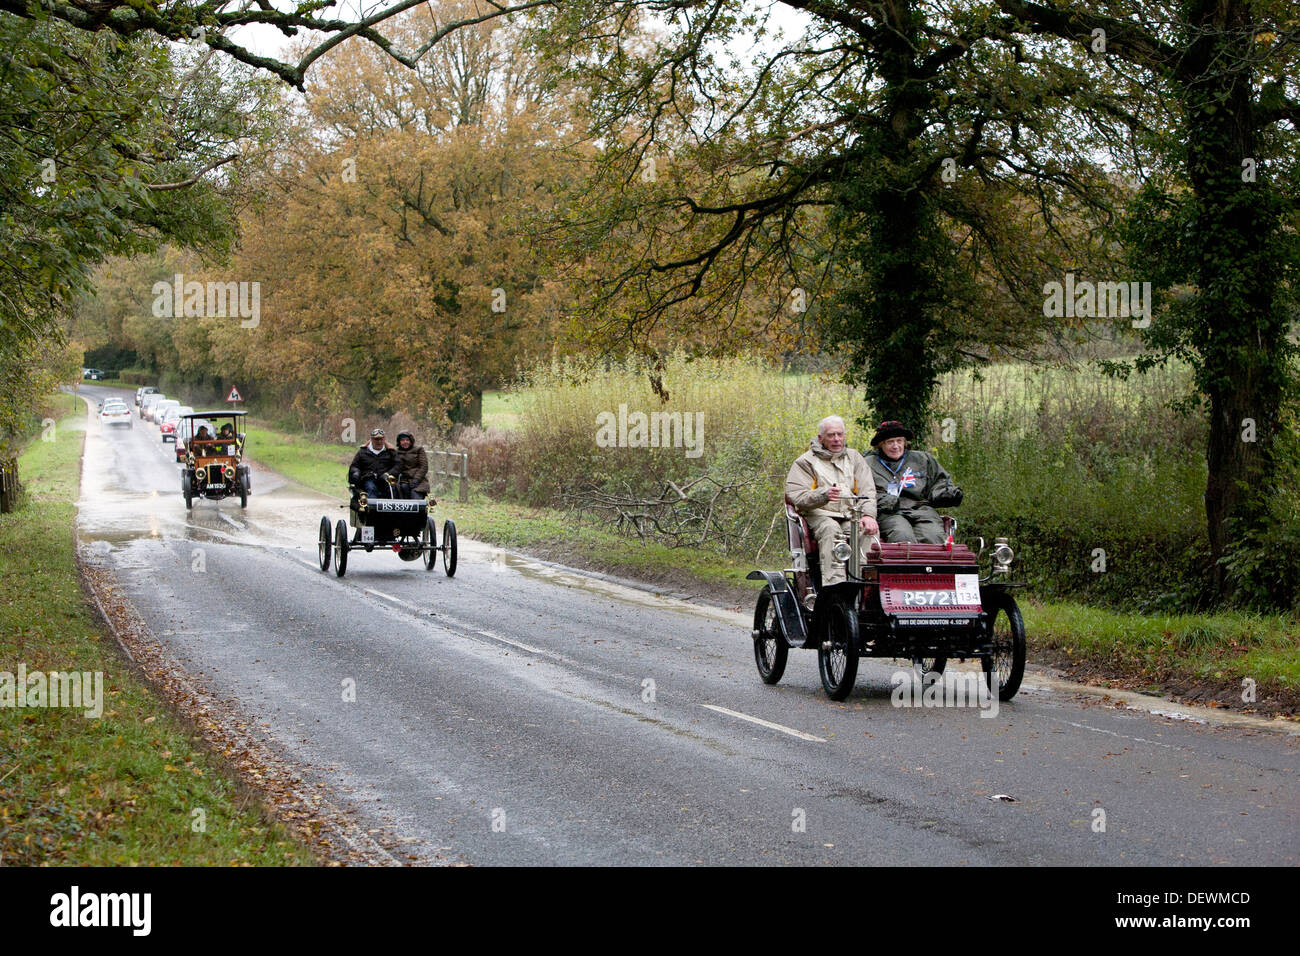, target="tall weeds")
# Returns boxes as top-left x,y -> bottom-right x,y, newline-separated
491,352 -> 1224,608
